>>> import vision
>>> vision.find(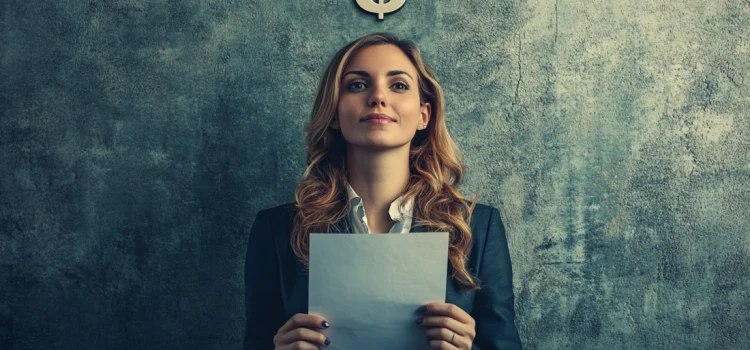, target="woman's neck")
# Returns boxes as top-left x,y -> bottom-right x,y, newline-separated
346,145 -> 411,233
